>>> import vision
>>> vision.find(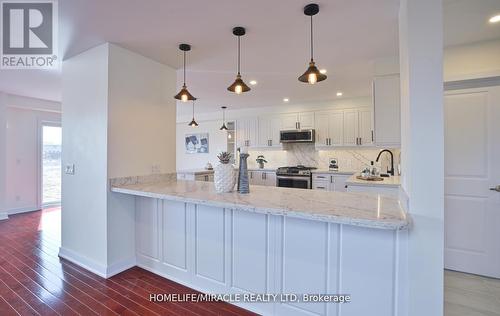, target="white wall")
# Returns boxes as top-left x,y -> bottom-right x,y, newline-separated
0,93 -> 6,220
444,39 -> 500,81
106,43 -> 176,268
0,92 -> 61,219
61,43 -> 110,269
176,120 -> 230,170
6,107 -> 61,213
61,43 -> 177,276
399,0 -> 444,315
